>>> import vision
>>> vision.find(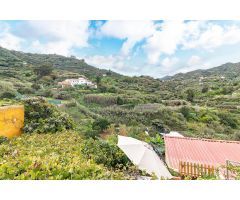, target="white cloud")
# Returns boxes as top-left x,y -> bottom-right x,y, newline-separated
144,21 -> 240,65
30,40 -> 73,56
161,57 -> 179,68
175,55 -> 211,74
144,21 -> 186,64
100,21 -> 155,55
183,23 -> 240,50
24,21 -> 90,56
0,22 -> 23,50
85,55 -> 125,70
187,55 -> 202,66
